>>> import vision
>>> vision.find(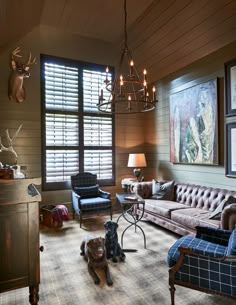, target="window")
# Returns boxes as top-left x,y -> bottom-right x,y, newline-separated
41,55 -> 115,191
